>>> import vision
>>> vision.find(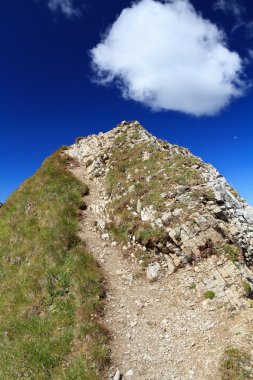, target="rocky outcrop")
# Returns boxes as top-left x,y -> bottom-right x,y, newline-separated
202,164 -> 253,265
68,121 -> 253,308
